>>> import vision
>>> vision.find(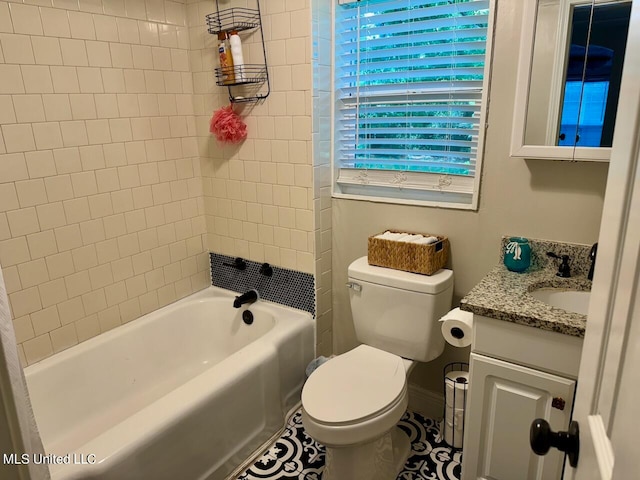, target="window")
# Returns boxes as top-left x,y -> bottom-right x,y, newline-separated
334,0 -> 493,209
